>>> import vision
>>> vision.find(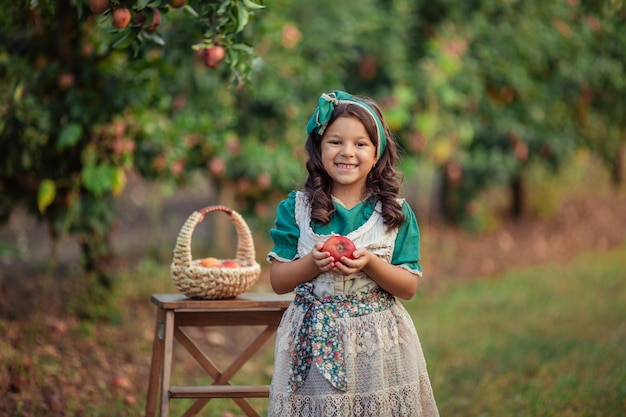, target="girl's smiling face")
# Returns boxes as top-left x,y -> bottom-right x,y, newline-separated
321,116 -> 377,197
